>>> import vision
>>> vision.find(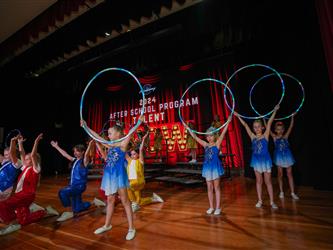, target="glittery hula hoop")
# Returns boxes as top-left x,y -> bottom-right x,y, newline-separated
224,64 -> 285,119
249,73 -> 305,120
80,67 -> 145,144
178,78 -> 235,135
5,129 -> 22,147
